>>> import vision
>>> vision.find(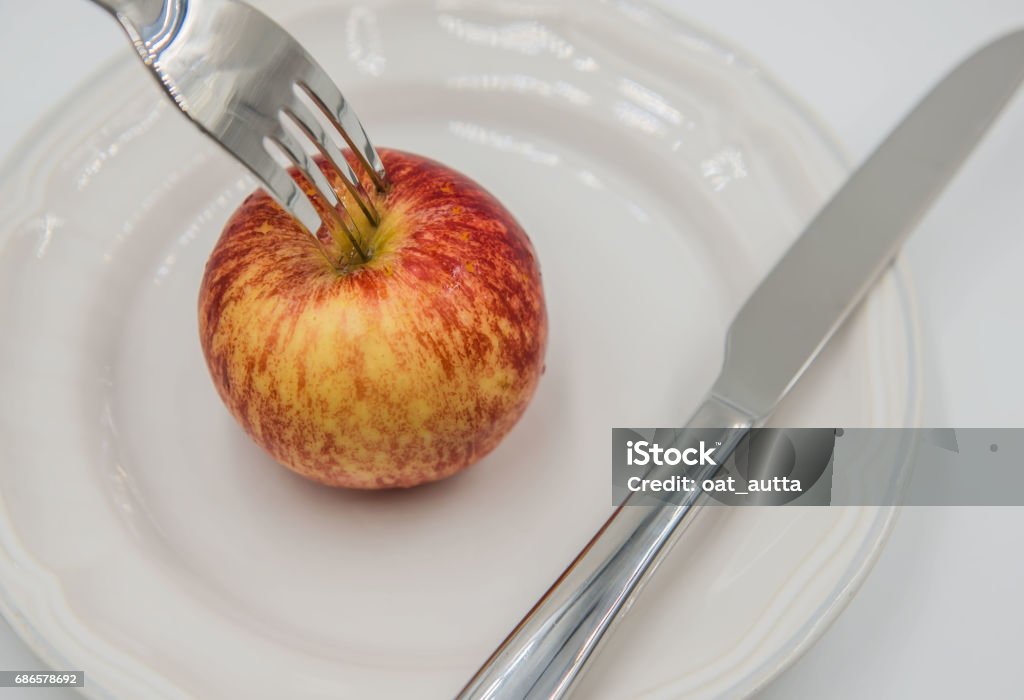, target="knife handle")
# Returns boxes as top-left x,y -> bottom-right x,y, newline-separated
456,396 -> 753,700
